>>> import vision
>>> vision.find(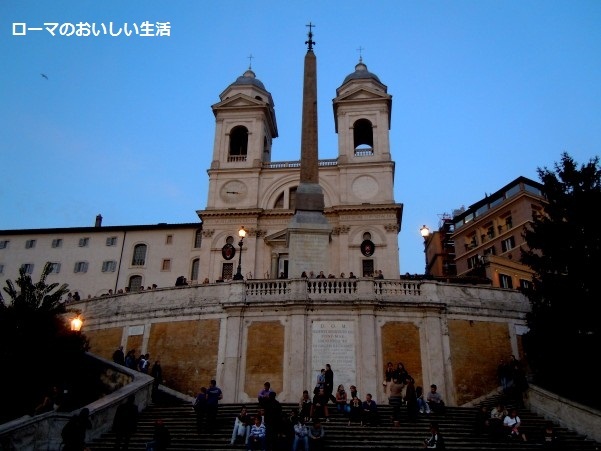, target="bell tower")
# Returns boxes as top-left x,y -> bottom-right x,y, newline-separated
206,66 -> 278,210
333,57 -> 392,165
